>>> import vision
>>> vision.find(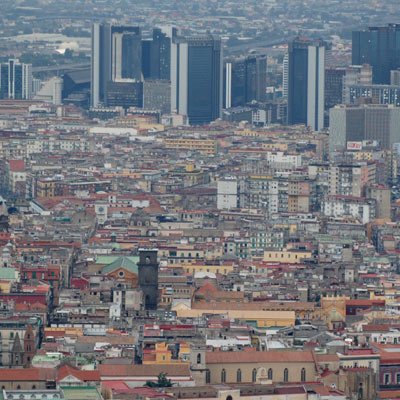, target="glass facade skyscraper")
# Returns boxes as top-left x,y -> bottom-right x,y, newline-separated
0,59 -> 32,100
173,35 -> 222,125
225,54 -> 267,108
352,24 -> 400,84
287,37 -> 325,131
91,23 -> 142,107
